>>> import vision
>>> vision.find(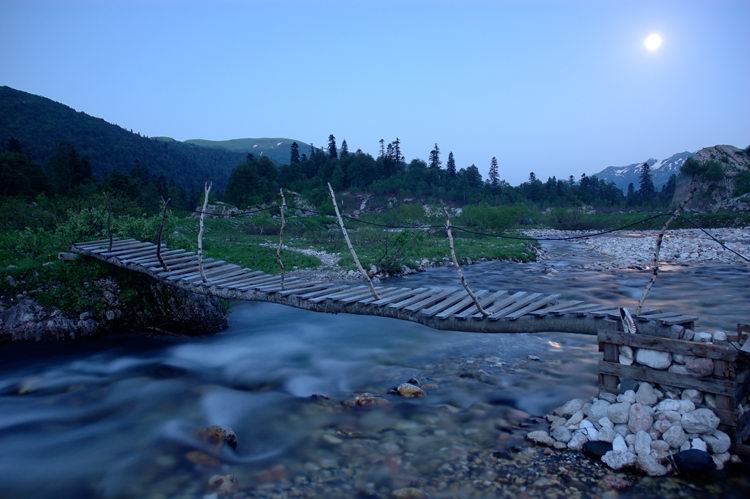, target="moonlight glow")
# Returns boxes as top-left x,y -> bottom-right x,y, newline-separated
644,33 -> 662,51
